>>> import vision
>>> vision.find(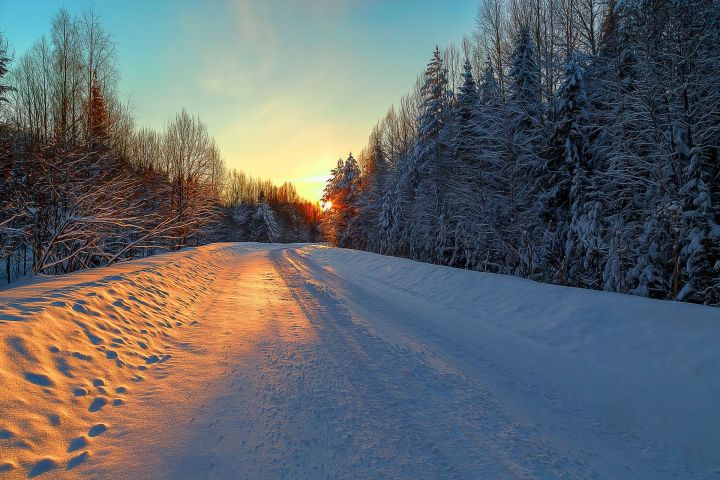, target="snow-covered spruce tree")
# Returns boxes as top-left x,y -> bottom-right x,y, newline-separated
338,154 -> 363,248
354,127 -> 389,252
553,52 -> 605,288
443,58 -> 505,270
439,59 -> 480,267
378,185 -> 402,256
477,60 -> 513,273
670,0 -> 720,304
321,154 -> 361,248
505,28 -> 545,278
321,159 -> 344,245
407,46 -> 452,263
250,202 -> 281,243
611,0 -> 720,302
679,147 -> 720,304
592,0 -> 641,293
